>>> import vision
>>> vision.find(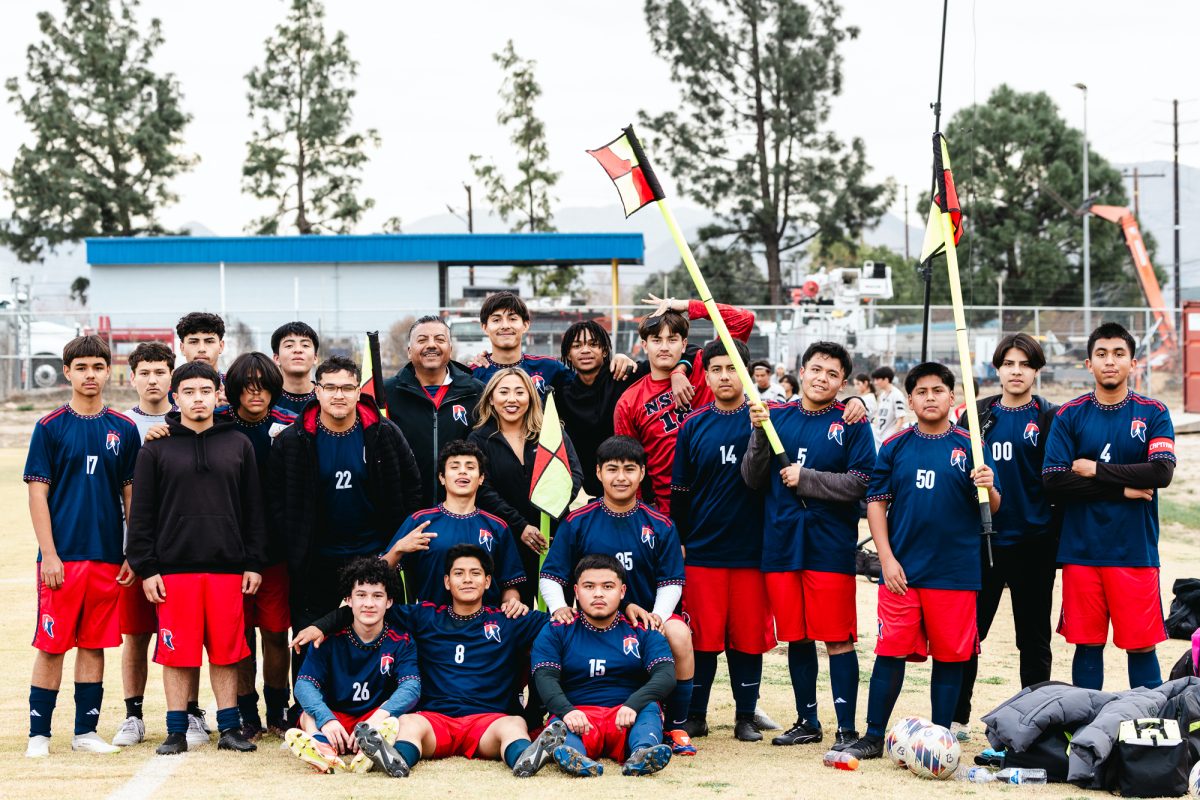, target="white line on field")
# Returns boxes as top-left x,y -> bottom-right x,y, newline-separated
106,752 -> 184,800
